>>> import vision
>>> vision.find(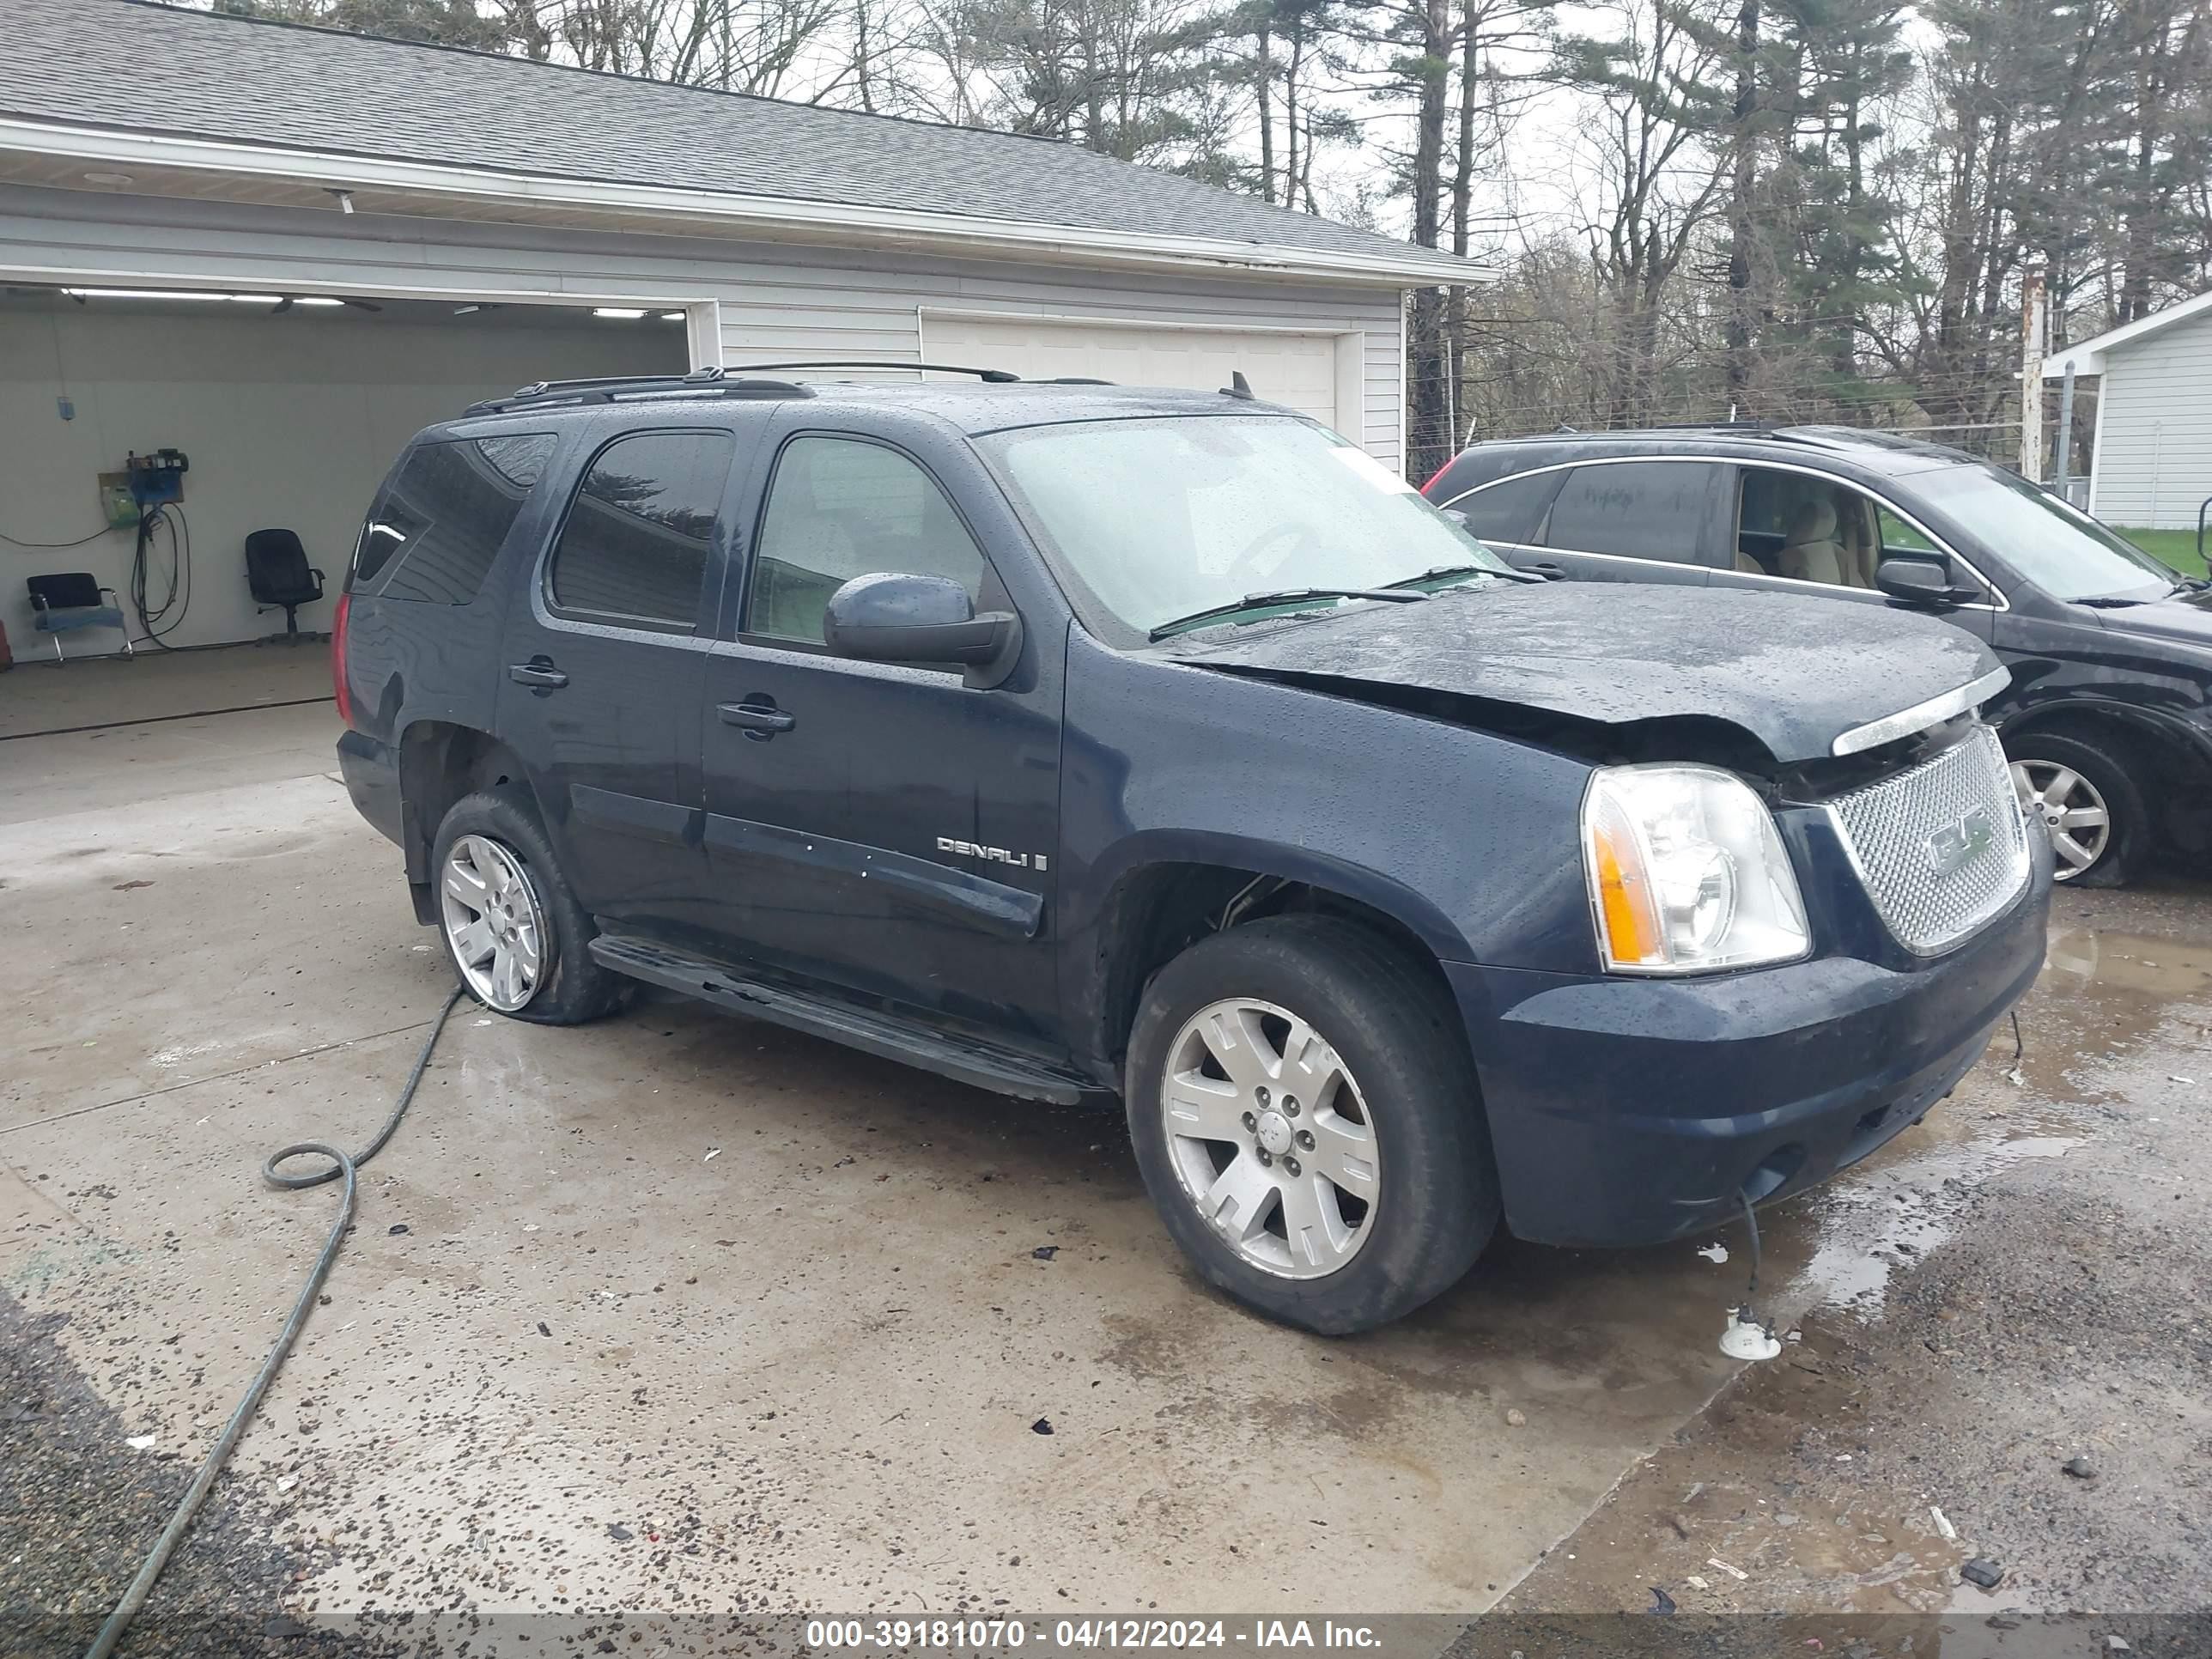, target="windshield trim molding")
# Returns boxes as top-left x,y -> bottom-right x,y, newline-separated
1830,666 -> 2013,757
